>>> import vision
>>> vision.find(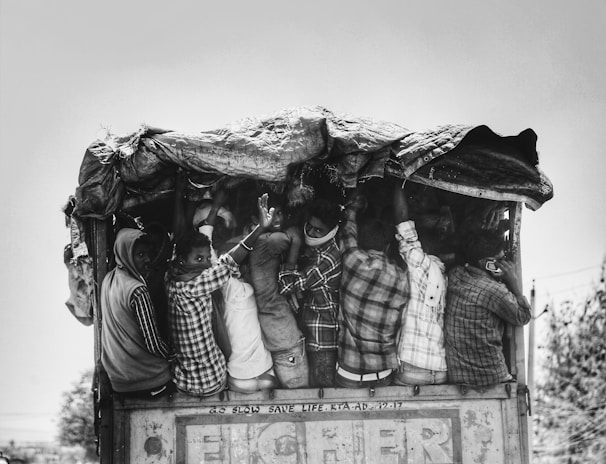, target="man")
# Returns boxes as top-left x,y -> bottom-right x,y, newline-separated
392,186 -> 448,386
100,228 -> 175,399
336,191 -> 410,388
278,198 -> 342,387
445,231 -> 531,386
